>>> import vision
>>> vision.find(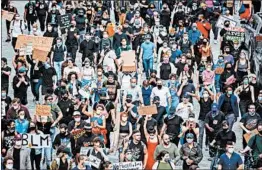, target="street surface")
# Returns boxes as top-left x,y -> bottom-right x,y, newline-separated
1,1 -> 244,168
